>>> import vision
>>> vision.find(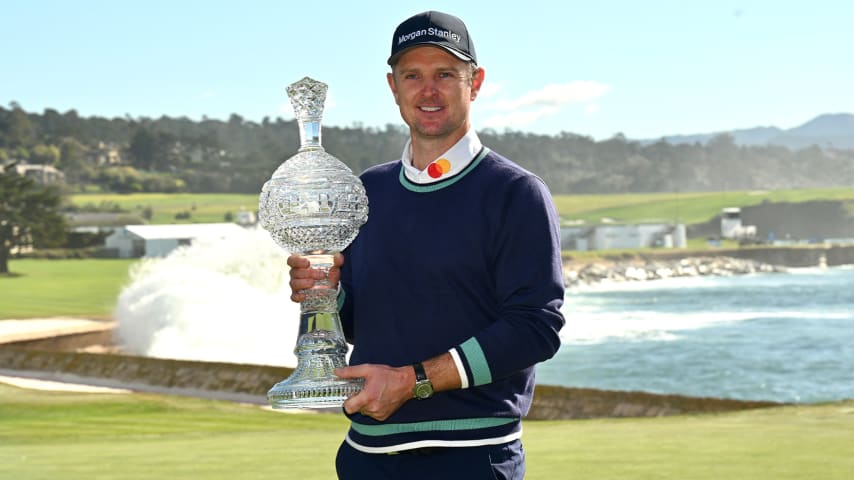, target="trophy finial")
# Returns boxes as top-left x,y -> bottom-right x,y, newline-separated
287,77 -> 327,151
286,76 -> 328,120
